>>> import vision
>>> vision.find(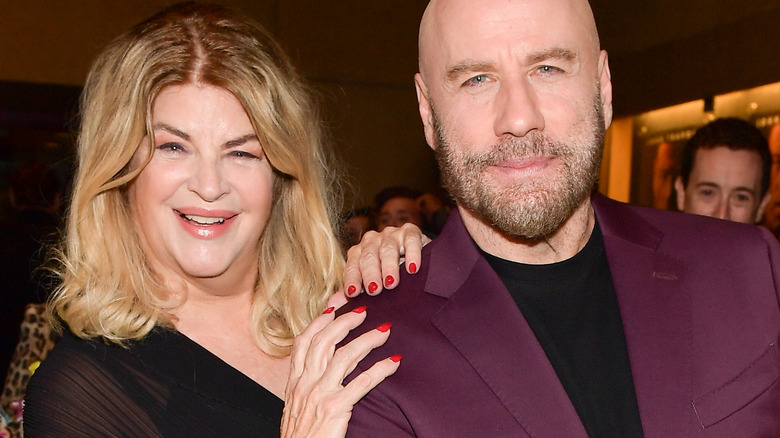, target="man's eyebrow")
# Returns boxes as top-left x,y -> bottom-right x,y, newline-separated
445,49 -> 578,82
445,61 -> 495,82
153,123 -> 190,141
733,186 -> 758,195
526,48 -> 577,65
